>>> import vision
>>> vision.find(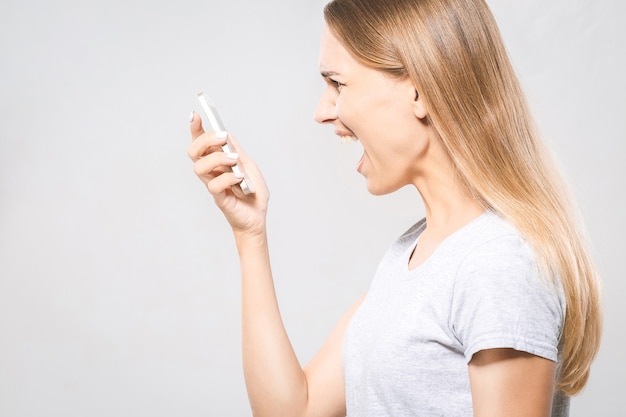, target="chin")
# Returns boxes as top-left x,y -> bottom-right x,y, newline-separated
365,179 -> 399,196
